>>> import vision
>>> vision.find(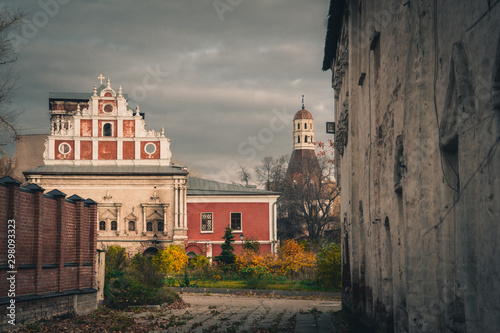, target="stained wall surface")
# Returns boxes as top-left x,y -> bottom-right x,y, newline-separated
324,1 -> 500,331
